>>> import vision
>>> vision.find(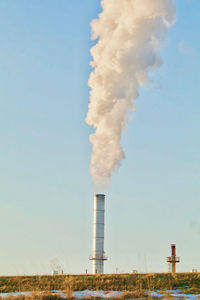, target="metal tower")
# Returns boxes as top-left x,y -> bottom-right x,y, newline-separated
166,244 -> 180,273
89,194 -> 108,274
